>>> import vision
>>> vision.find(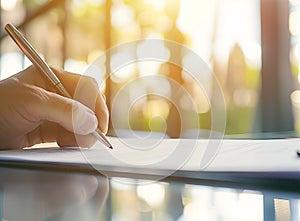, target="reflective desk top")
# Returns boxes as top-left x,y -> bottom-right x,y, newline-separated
1,133 -> 300,221
0,162 -> 299,221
